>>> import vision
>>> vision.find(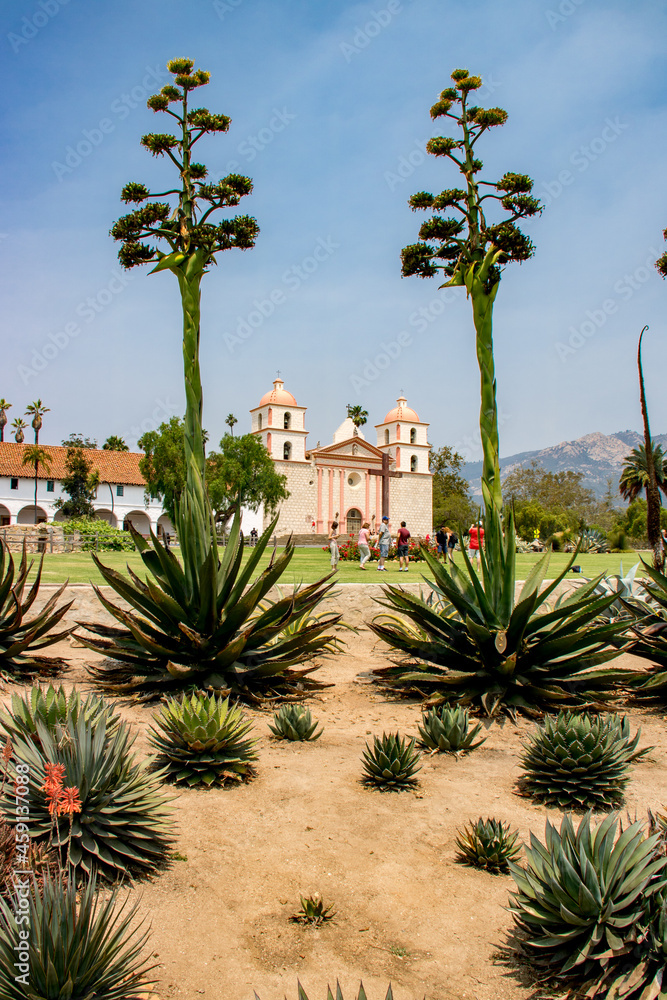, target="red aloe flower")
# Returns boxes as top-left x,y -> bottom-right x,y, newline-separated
57,786 -> 82,816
